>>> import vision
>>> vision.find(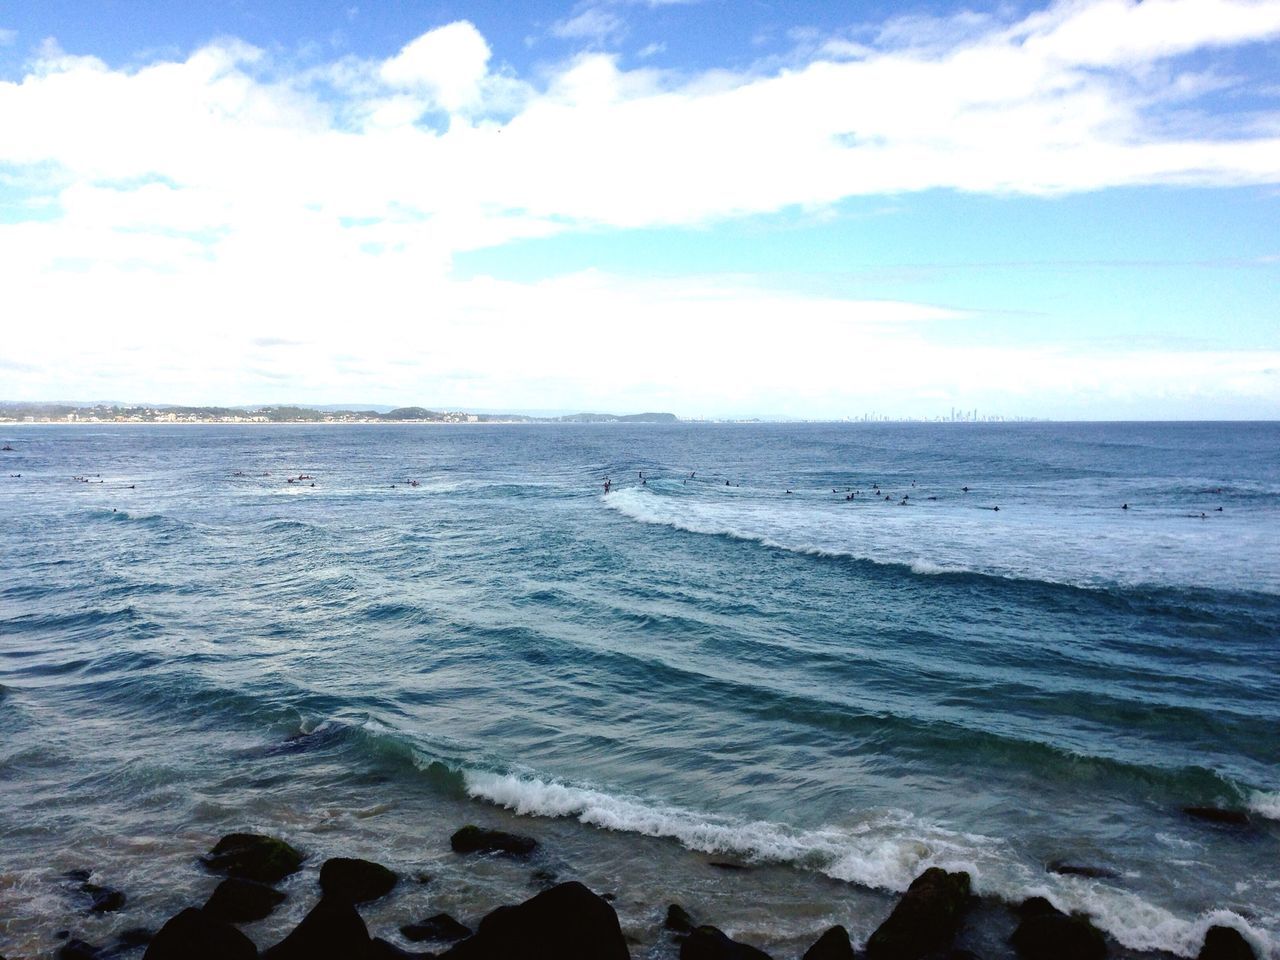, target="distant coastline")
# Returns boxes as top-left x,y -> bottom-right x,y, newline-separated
0,402 -> 681,426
